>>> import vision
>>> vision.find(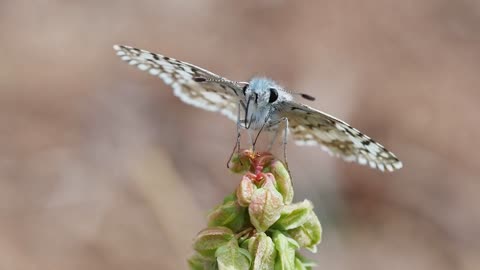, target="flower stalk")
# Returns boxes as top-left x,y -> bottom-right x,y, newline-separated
189,150 -> 322,270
